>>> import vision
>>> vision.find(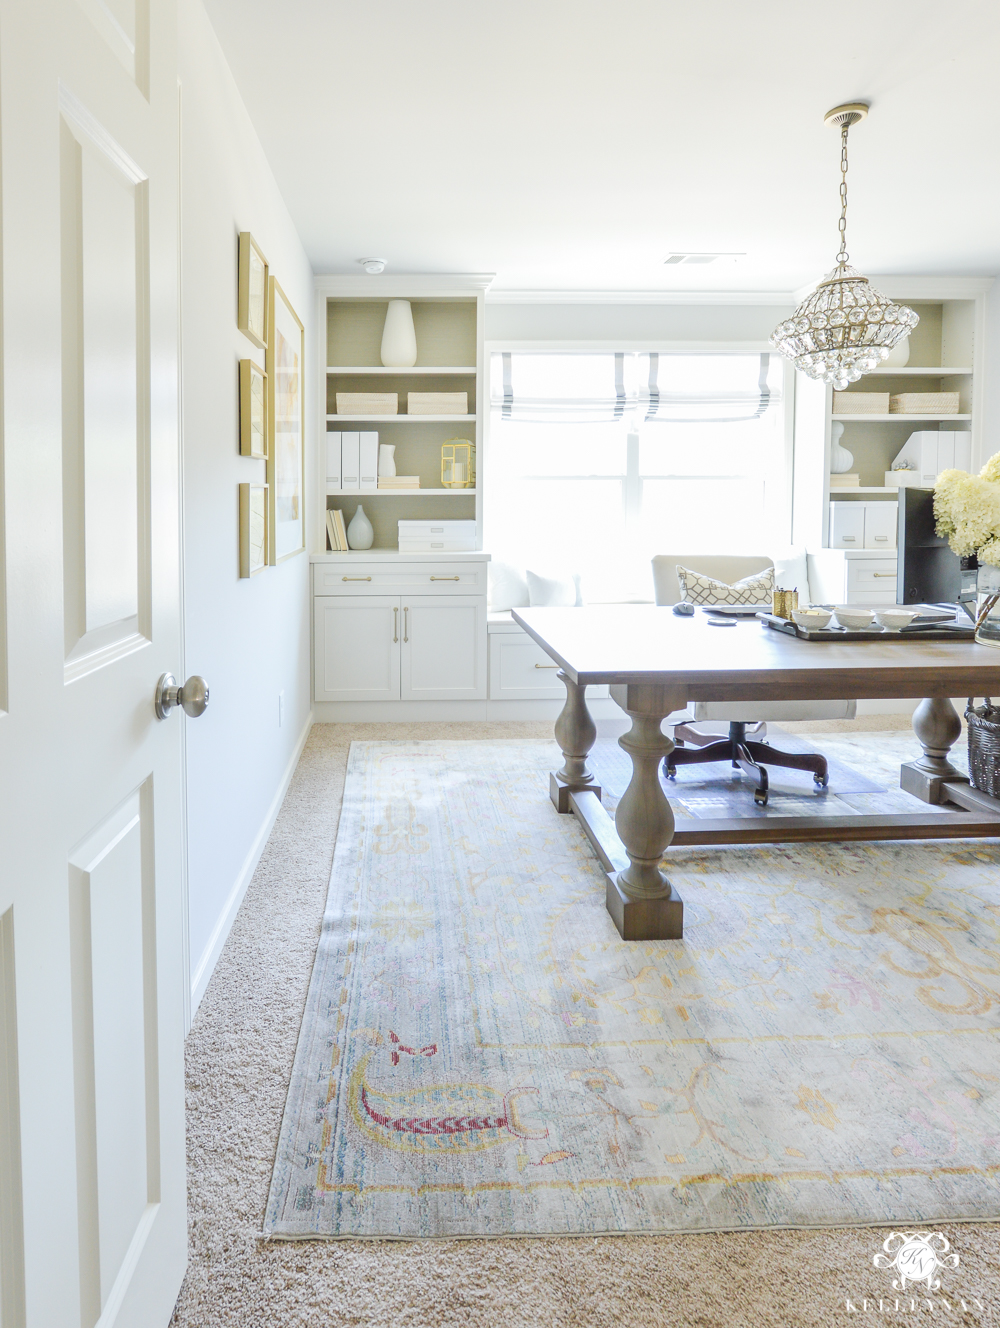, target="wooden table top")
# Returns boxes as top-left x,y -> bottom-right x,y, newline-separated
513,606 -> 1000,701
